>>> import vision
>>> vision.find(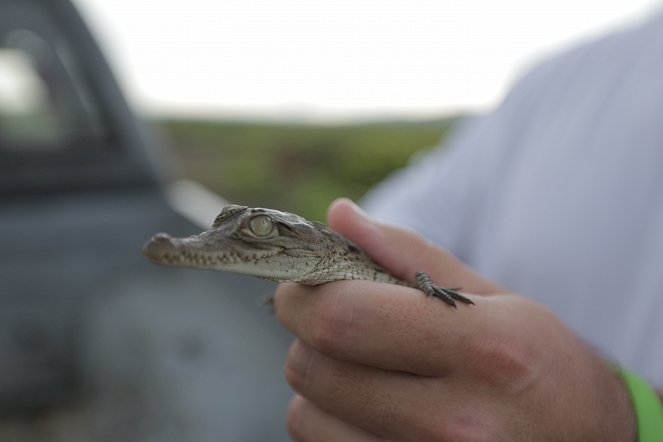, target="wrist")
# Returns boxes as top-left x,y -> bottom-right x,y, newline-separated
615,368 -> 663,442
